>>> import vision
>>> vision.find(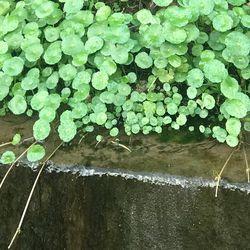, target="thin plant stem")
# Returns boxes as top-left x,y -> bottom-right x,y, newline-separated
243,144 -> 250,183
0,142 -> 12,148
0,137 -> 34,149
214,144 -> 240,198
8,142 -> 63,249
111,140 -> 132,153
0,142 -> 37,190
